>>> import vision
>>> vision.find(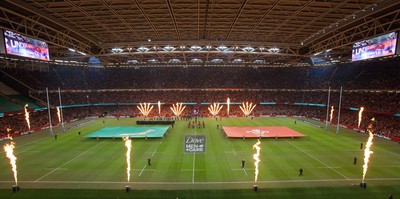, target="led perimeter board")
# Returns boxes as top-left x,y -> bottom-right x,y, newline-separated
352,32 -> 398,61
3,30 -> 50,61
